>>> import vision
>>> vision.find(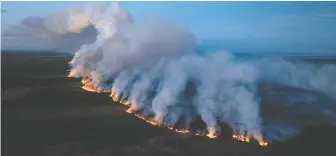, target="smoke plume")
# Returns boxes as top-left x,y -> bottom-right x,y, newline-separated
65,2 -> 336,143
4,2 -> 336,144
